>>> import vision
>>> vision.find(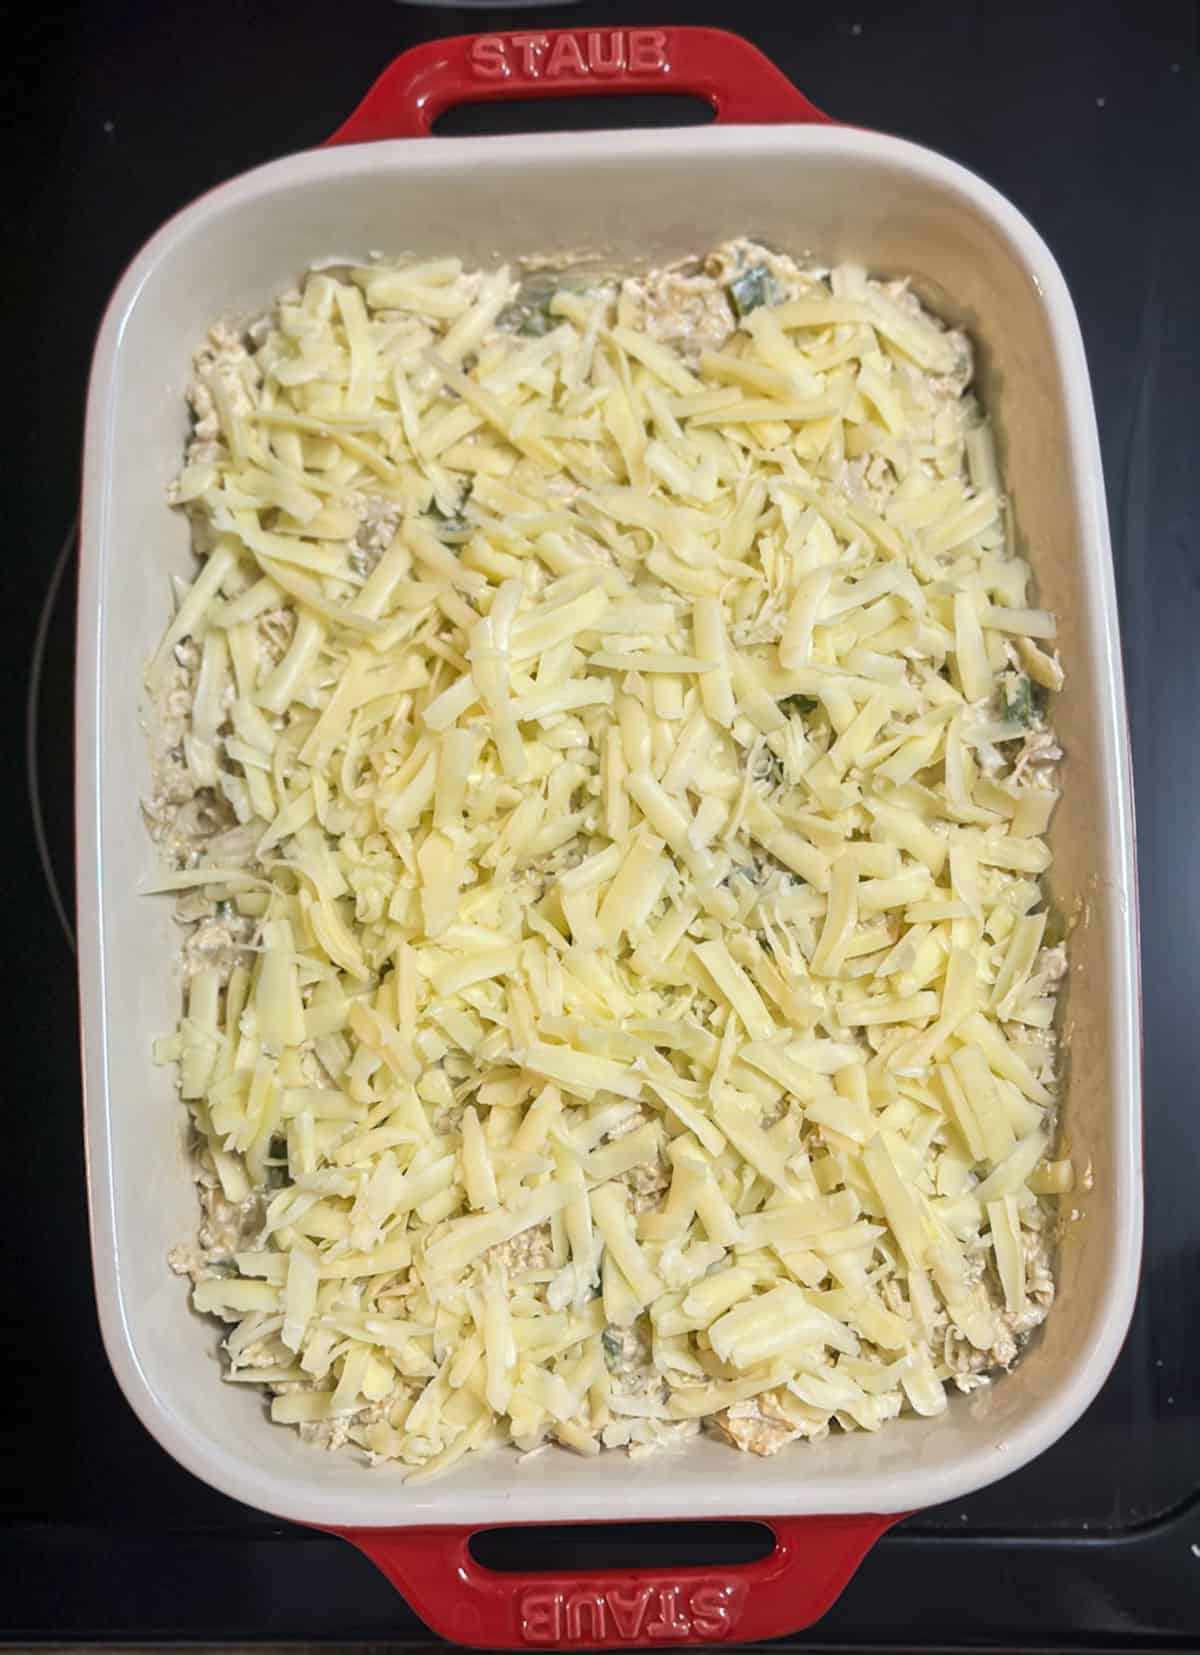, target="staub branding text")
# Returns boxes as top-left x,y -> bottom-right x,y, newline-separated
518,1579 -> 743,1644
469,30 -> 670,82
